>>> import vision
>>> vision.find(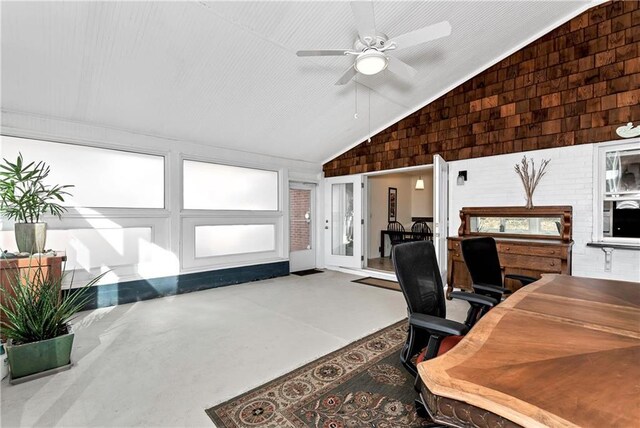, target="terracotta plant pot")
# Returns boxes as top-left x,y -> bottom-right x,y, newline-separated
14,222 -> 47,254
